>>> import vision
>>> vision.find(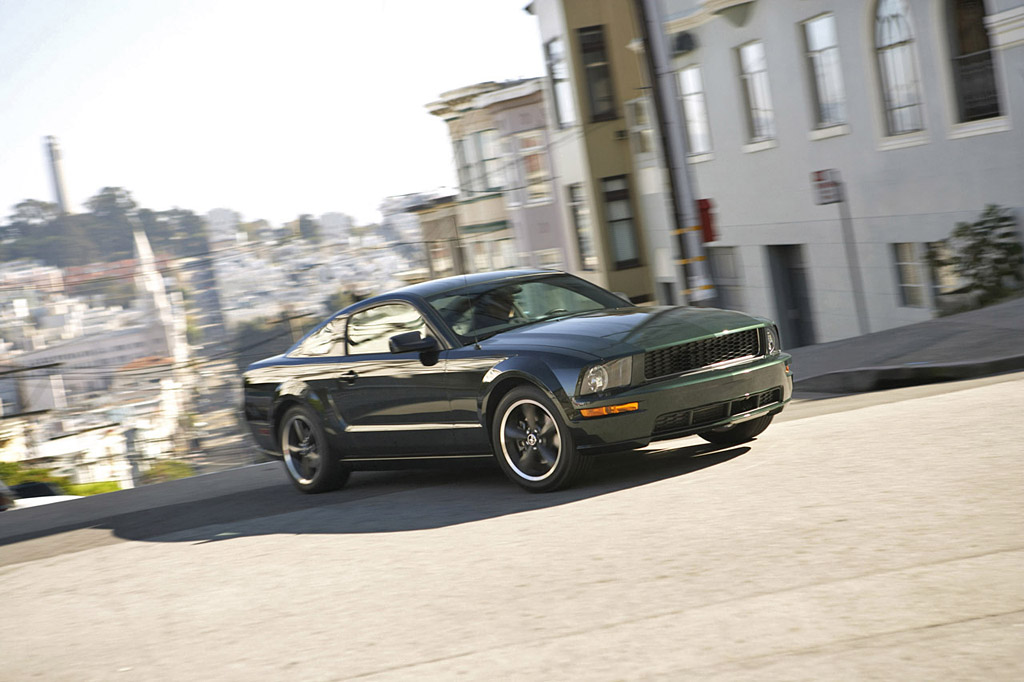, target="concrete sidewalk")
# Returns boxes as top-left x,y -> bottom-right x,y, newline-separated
788,296 -> 1024,394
